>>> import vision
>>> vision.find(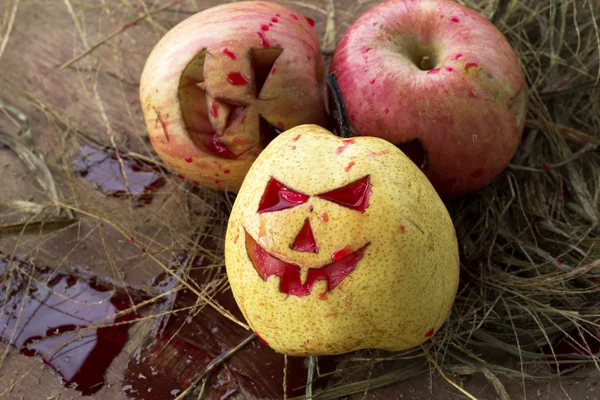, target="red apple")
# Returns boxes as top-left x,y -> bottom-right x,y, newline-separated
140,1 -> 326,191
330,0 -> 526,198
